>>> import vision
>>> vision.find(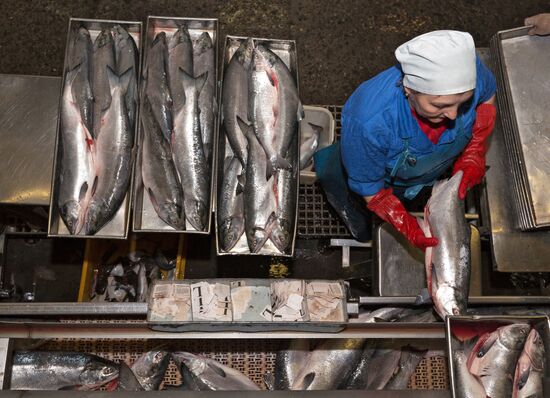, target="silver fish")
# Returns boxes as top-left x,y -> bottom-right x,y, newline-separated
217,157 -> 245,251
91,28 -> 115,139
58,65 -> 96,235
420,171 -> 470,318
273,340 -> 310,390
299,122 -> 322,170
271,167 -> 297,254
141,96 -> 185,229
291,339 -> 365,390
131,349 -> 170,391
117,362 -> 144,391
513,329 -> 545,398
67,26 -> 93,134
222,38 -> 254,167
249,44 -> 302,178
168,25 -> 193,112
385,347 -> 426,390
364,346 -> 402,390
468,323 -> 531,398
84,66 -> 134,235
10,351 -> 118,390
339,340 -> 377,389
194,32 -> 216,162
453,349 -> 486,398
240,118 -> 278,253
358,307 -> 420,323
172,70 -> 210,231
112,24 -> 138,132
144,32 -> 173,142
171,352 -> 260,391
136,263 -> 148,302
